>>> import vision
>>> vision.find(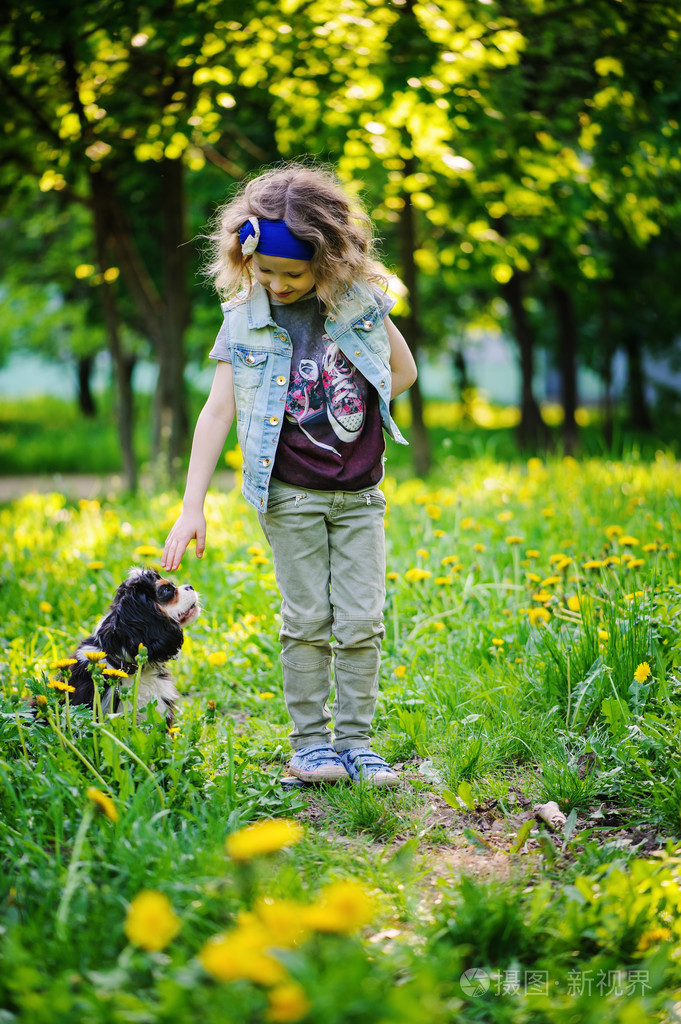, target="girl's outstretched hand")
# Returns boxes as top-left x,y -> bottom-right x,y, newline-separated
161,510 -> 207,571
